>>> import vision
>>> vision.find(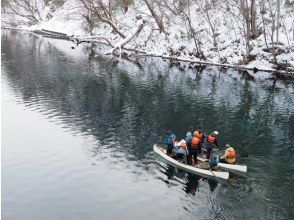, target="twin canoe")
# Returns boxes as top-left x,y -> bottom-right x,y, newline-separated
153,144 -> 247,181
153,145 -> 229,181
